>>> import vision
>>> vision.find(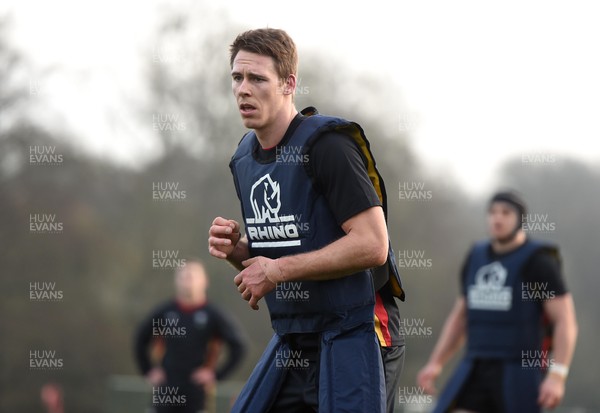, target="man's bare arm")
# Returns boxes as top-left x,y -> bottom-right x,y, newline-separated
417,297 -> 467,394
538,293 -> 578,409
544,293 -> 578,368
276,206 -> 388,282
